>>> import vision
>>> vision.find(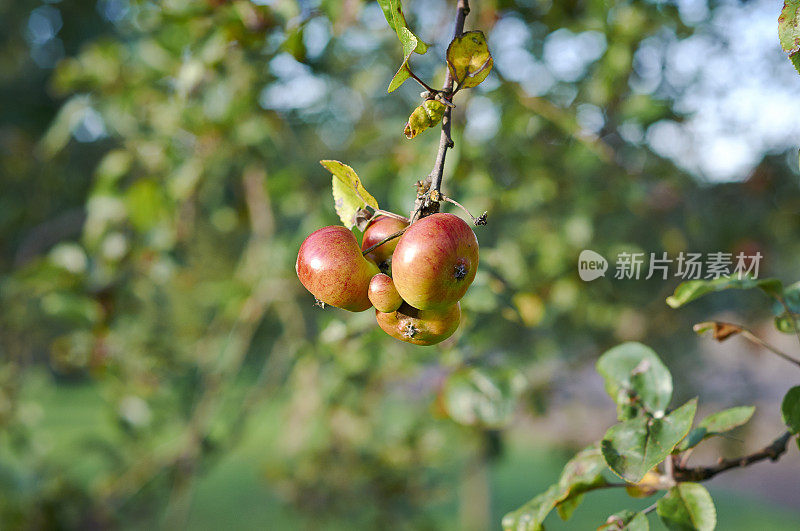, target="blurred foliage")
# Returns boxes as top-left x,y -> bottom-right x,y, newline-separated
1,0 -> 800,528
